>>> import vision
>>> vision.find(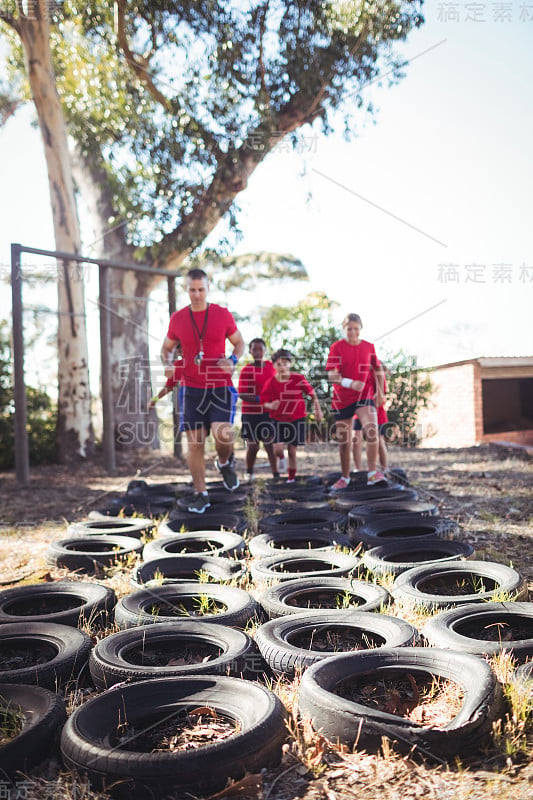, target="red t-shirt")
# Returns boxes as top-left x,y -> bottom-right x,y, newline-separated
167,303 -> 237,388
165,359 -> 184,390
326,339 -> 380,410
260,373 -> 314,422
238,361 -> 276,414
